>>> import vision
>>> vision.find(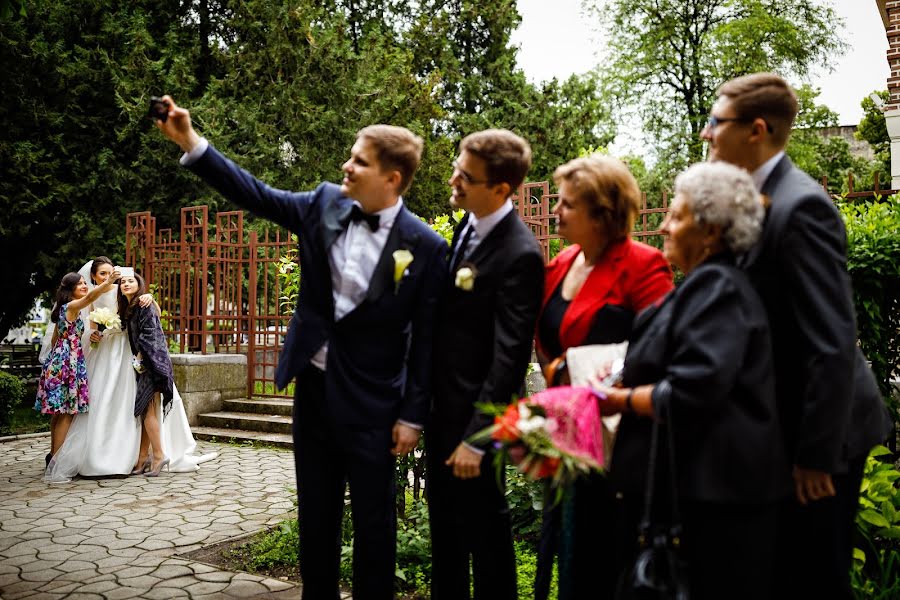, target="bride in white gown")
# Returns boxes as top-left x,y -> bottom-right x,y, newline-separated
43,258 -> 216,482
